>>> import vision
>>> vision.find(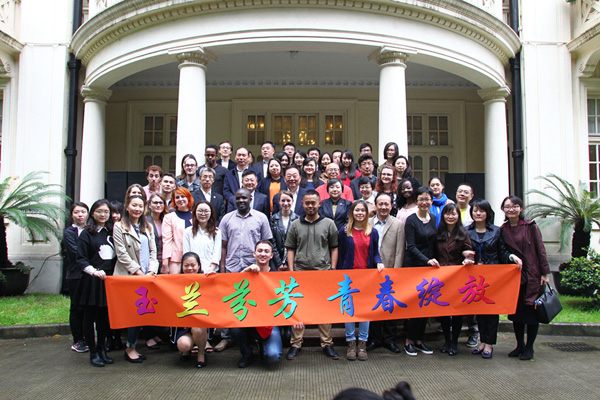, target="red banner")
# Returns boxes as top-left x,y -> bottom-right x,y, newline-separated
105,265 -> 520,329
